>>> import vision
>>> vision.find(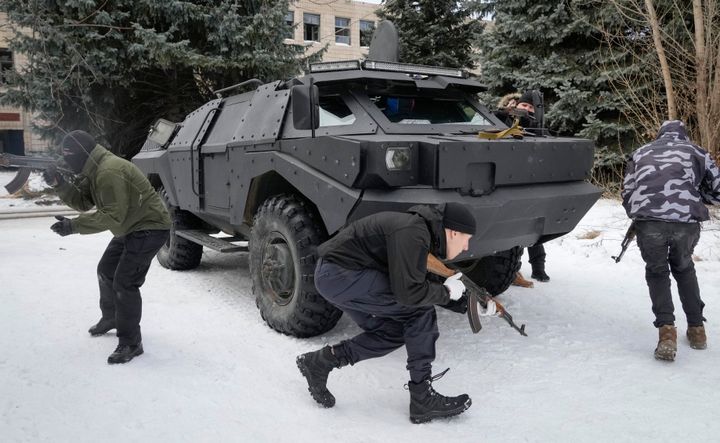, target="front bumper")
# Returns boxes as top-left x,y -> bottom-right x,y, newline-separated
349,181 -> 601,261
